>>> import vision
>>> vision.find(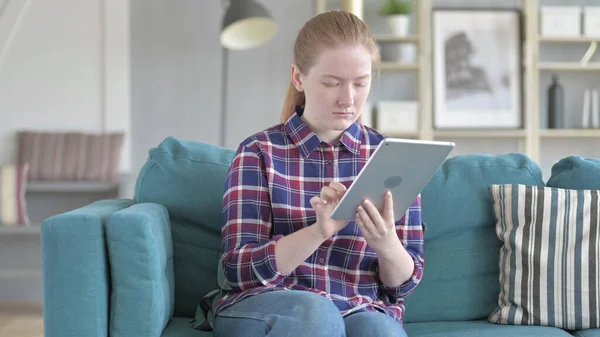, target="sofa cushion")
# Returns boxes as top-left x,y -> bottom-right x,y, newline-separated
41,199 -> 133,337
547,156 -> 600,190
134,137 -> 235,317
573,329 -> 600,337
488,184 -> 600,330
161,317 -> 213,337
404,320 -> 573,337
170,218 -> 223,317
403,153 -> 545,323
106,203 -> 175,337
